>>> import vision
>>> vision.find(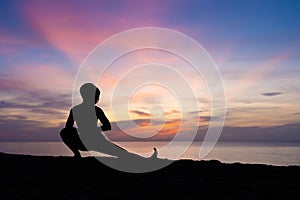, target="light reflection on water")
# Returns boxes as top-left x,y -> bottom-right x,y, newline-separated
0,141 -> 300,166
